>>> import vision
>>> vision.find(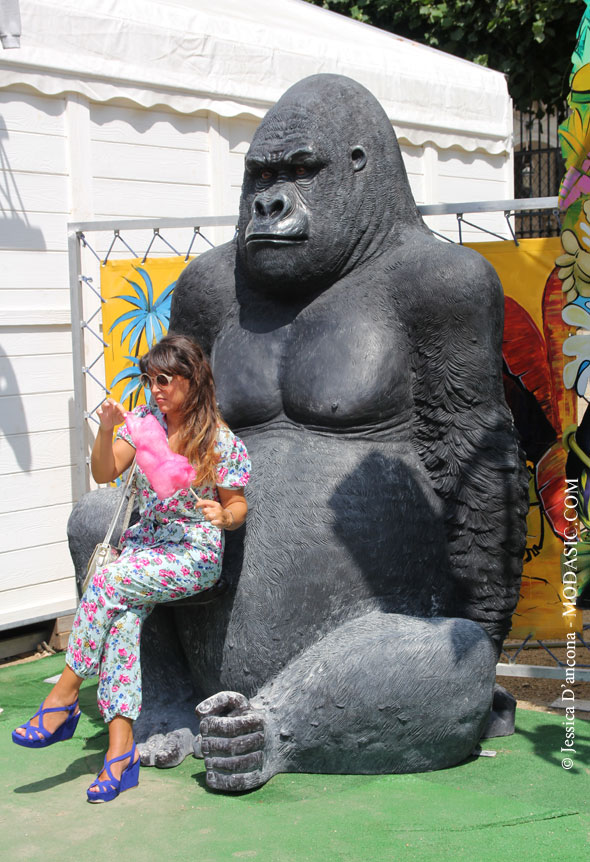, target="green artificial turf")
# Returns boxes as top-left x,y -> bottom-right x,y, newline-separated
0,654 -> 588,861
